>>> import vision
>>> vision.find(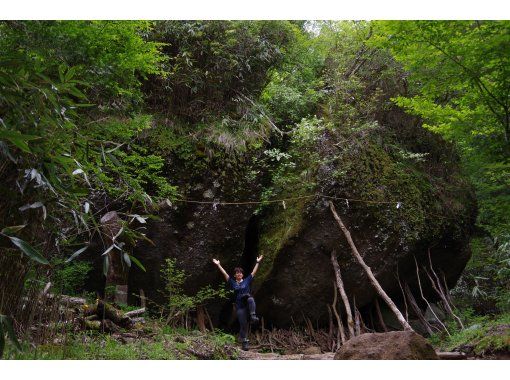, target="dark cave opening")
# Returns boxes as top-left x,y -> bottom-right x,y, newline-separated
217,213 -> 261,332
